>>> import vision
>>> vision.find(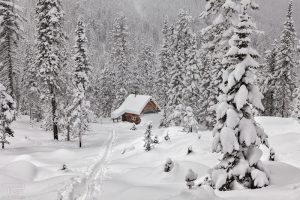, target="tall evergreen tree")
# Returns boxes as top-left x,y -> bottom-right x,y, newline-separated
259,40 -> 279,116
69,17 -> 92,148
272,0 -> 298,117
109,15 -> 133,94
156,17 -> 174,127
136,43 -> 156,95
165,10 -> 194,125
199,0 -> 259,129
182,33 -> 202,121
206,11 -> 269,190
35,0 -> 65,140
0,0 -> 24,109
